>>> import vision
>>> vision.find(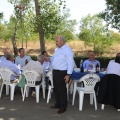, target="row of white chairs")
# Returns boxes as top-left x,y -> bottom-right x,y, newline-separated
0,67 -> 111,111
0,67 -> 45,103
